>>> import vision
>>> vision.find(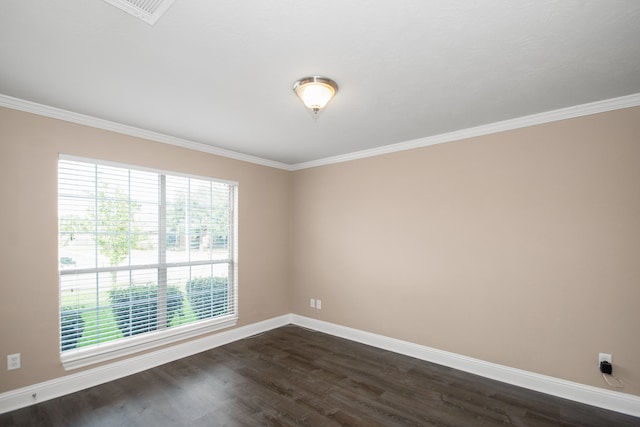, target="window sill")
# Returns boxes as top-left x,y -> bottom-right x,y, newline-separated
61,315 -> 238,371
